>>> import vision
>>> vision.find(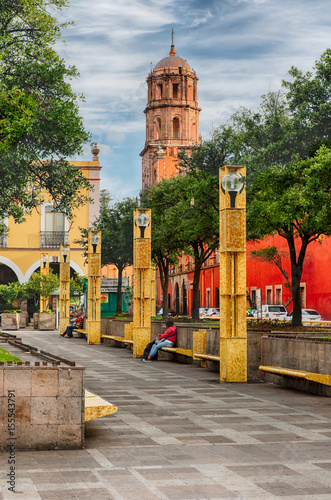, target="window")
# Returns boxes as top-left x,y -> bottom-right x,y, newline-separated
215,287 -> 220,308
156,84 -> 163,99
173,83 -> 179,98
41,204 -> 68,248
266,286 -> 272,304
275,285 -> 282,305
173,117 -> 180,139
206,288 -> 210,308
155,117 -> 161,140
